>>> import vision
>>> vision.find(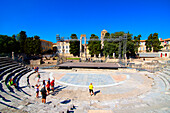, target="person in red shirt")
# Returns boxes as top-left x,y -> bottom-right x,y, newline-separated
50,80 -> 55,92
46,81 -> 50,95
